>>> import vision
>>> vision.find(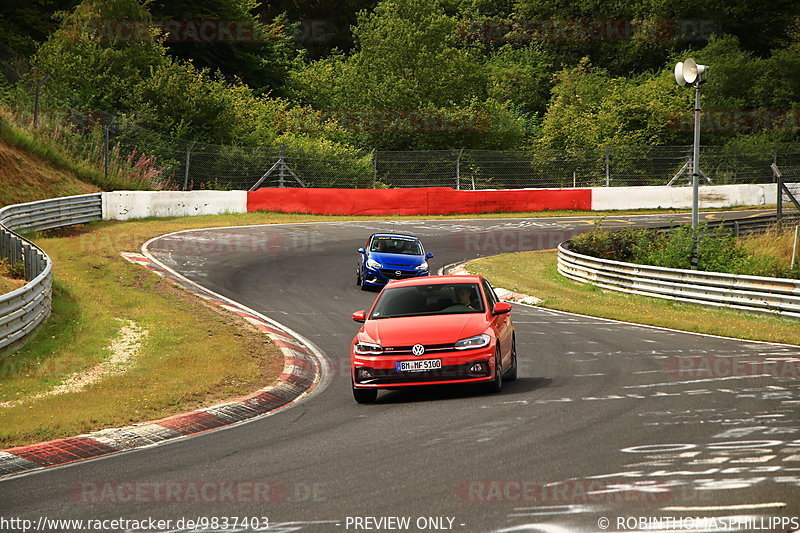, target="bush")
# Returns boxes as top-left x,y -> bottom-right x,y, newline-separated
0,259 -> 25,280
571,224 -> 800,279
570,226 -> 650,261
